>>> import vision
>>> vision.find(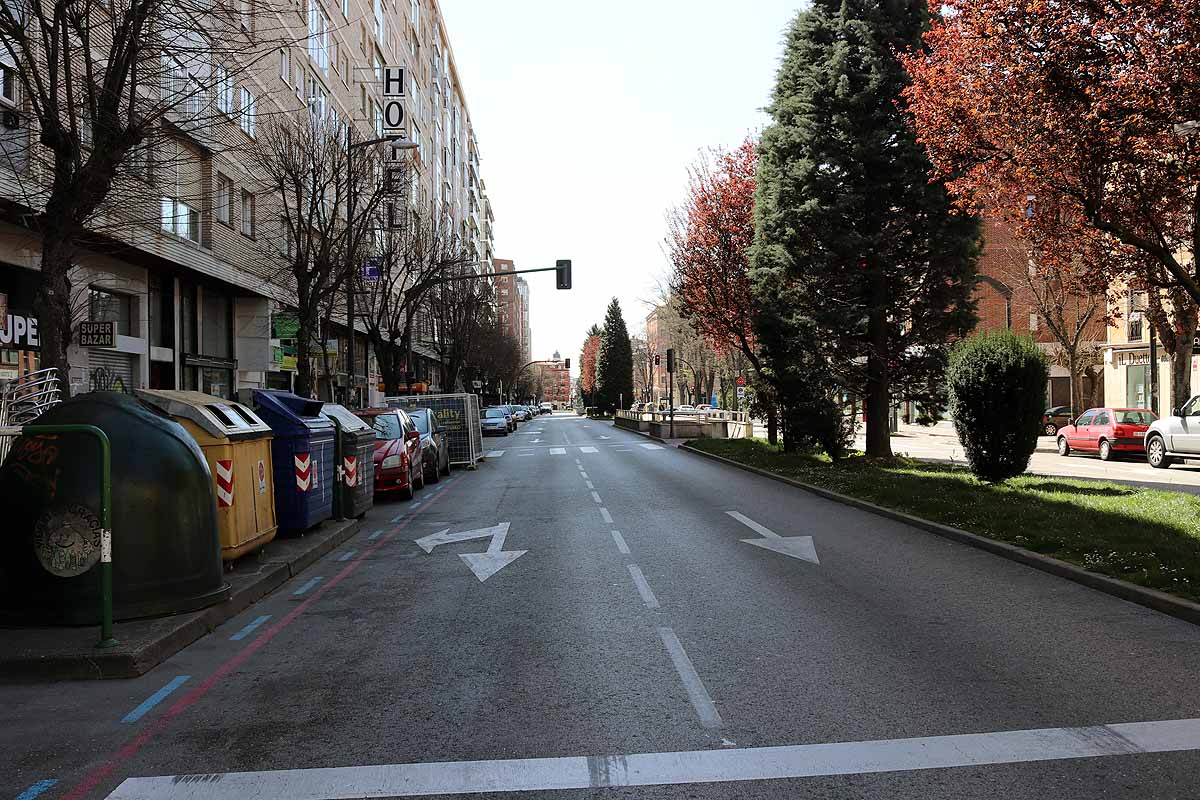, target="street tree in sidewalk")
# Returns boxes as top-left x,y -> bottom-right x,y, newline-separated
359,198 -> 470,396
247,114 -> 389,399
0,0 -> 286,393
667,137 -> 778,441
425,269 -> 497,393
464,323 -> 522,401
752,0 -> 980,458
580,324 -> 601,406
595,298 -> 634,413
903,0 -> 1200,411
